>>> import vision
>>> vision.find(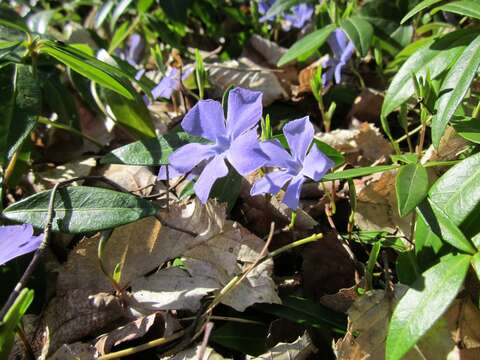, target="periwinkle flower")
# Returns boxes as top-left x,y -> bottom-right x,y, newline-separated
124,33 -> 145,66
151,67 -> 194,100
259,0 -> 314,30
322,29 -> 355,86
251,117 -> 334,209
0,224 -> 43,266
167,87 -> 268,203
283,4 -> 314,31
